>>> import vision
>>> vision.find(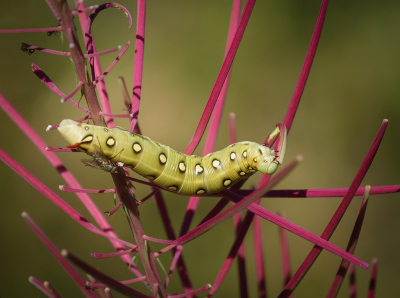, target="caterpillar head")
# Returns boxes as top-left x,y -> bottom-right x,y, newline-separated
254,146 -> 279,175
